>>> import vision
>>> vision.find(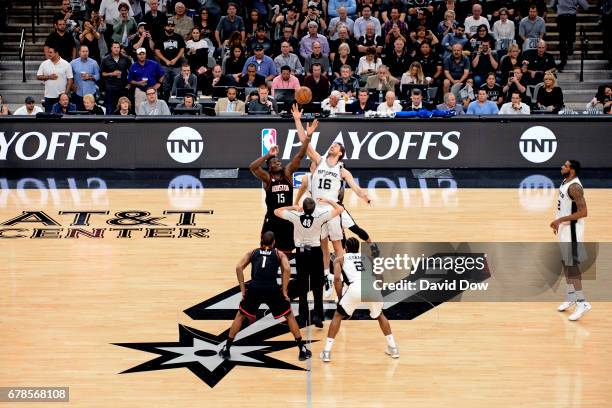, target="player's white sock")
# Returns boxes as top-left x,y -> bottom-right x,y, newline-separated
324,268 -> 330,277
385,334 -> 396,349
324,337 -> 334,352
575,290 -> 585,302
566,284 -> 576,301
